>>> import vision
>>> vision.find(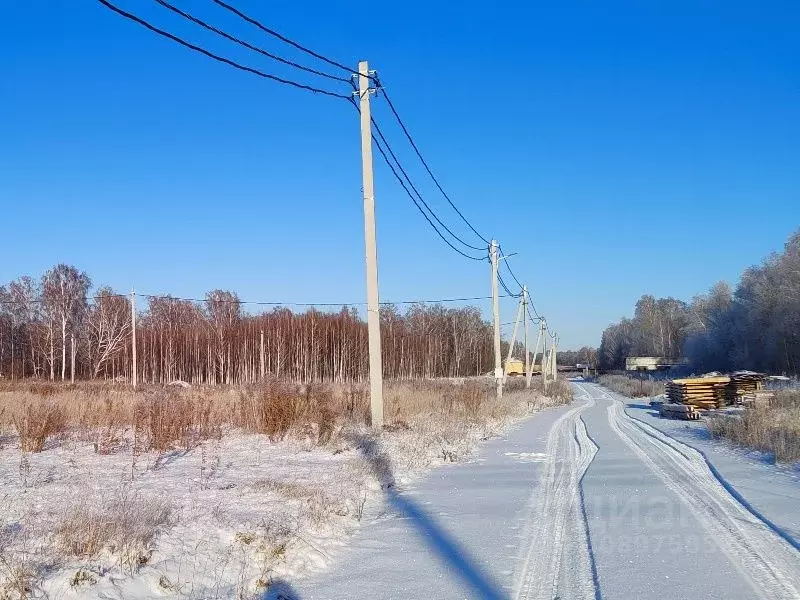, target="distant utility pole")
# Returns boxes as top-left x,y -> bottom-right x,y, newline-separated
503,294 -> 524,384
529,316 -> 543,390
259,330 -> 265,381
131,289 -> 137,390
357,60 -> 384,429
490,240 -> 502,398
541,319 -> 549,393
523,286 -> 531,388
552,333 -> 559,380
